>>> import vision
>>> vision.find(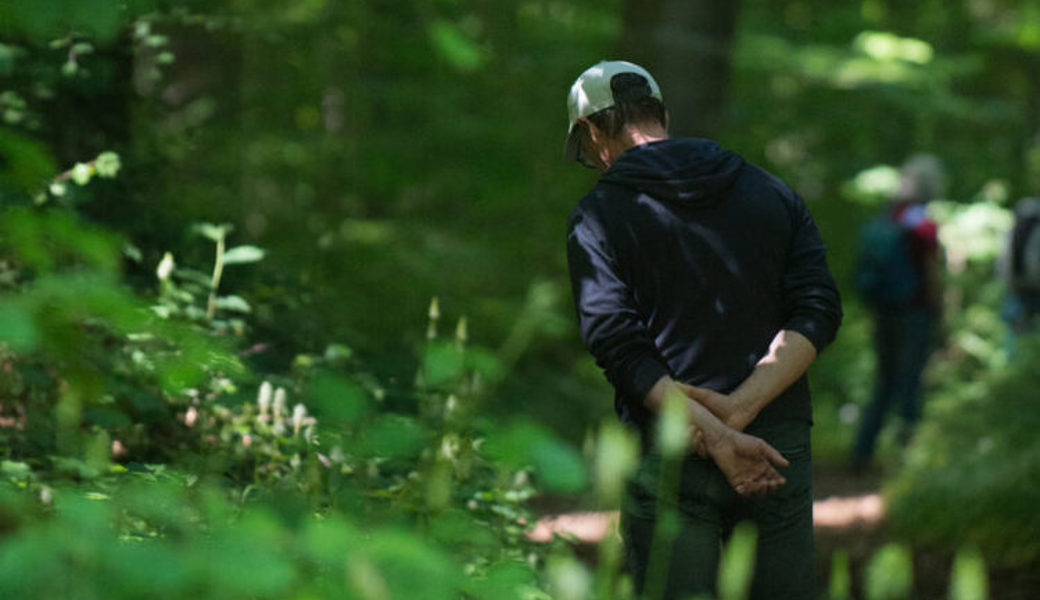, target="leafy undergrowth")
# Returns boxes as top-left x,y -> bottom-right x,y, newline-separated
886,337 -> 1040,569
